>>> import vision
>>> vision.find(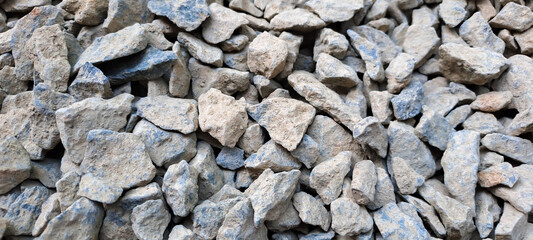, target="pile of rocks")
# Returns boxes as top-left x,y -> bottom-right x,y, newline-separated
0,0 -> 532,239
